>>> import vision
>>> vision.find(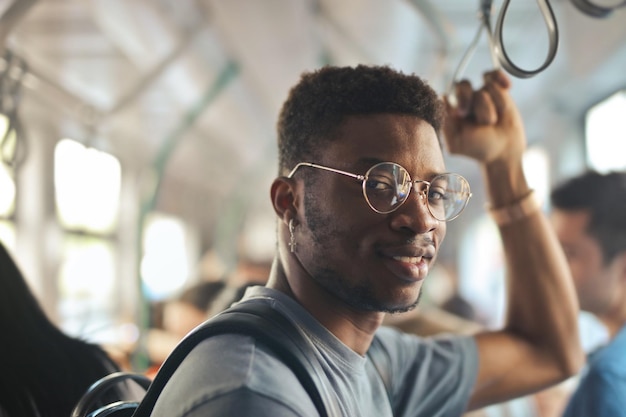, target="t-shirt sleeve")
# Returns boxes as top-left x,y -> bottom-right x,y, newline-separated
372,326 -> 479,417
180,387 -> 308,417
150,335 -> 320,417
562,367 -> 626,417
